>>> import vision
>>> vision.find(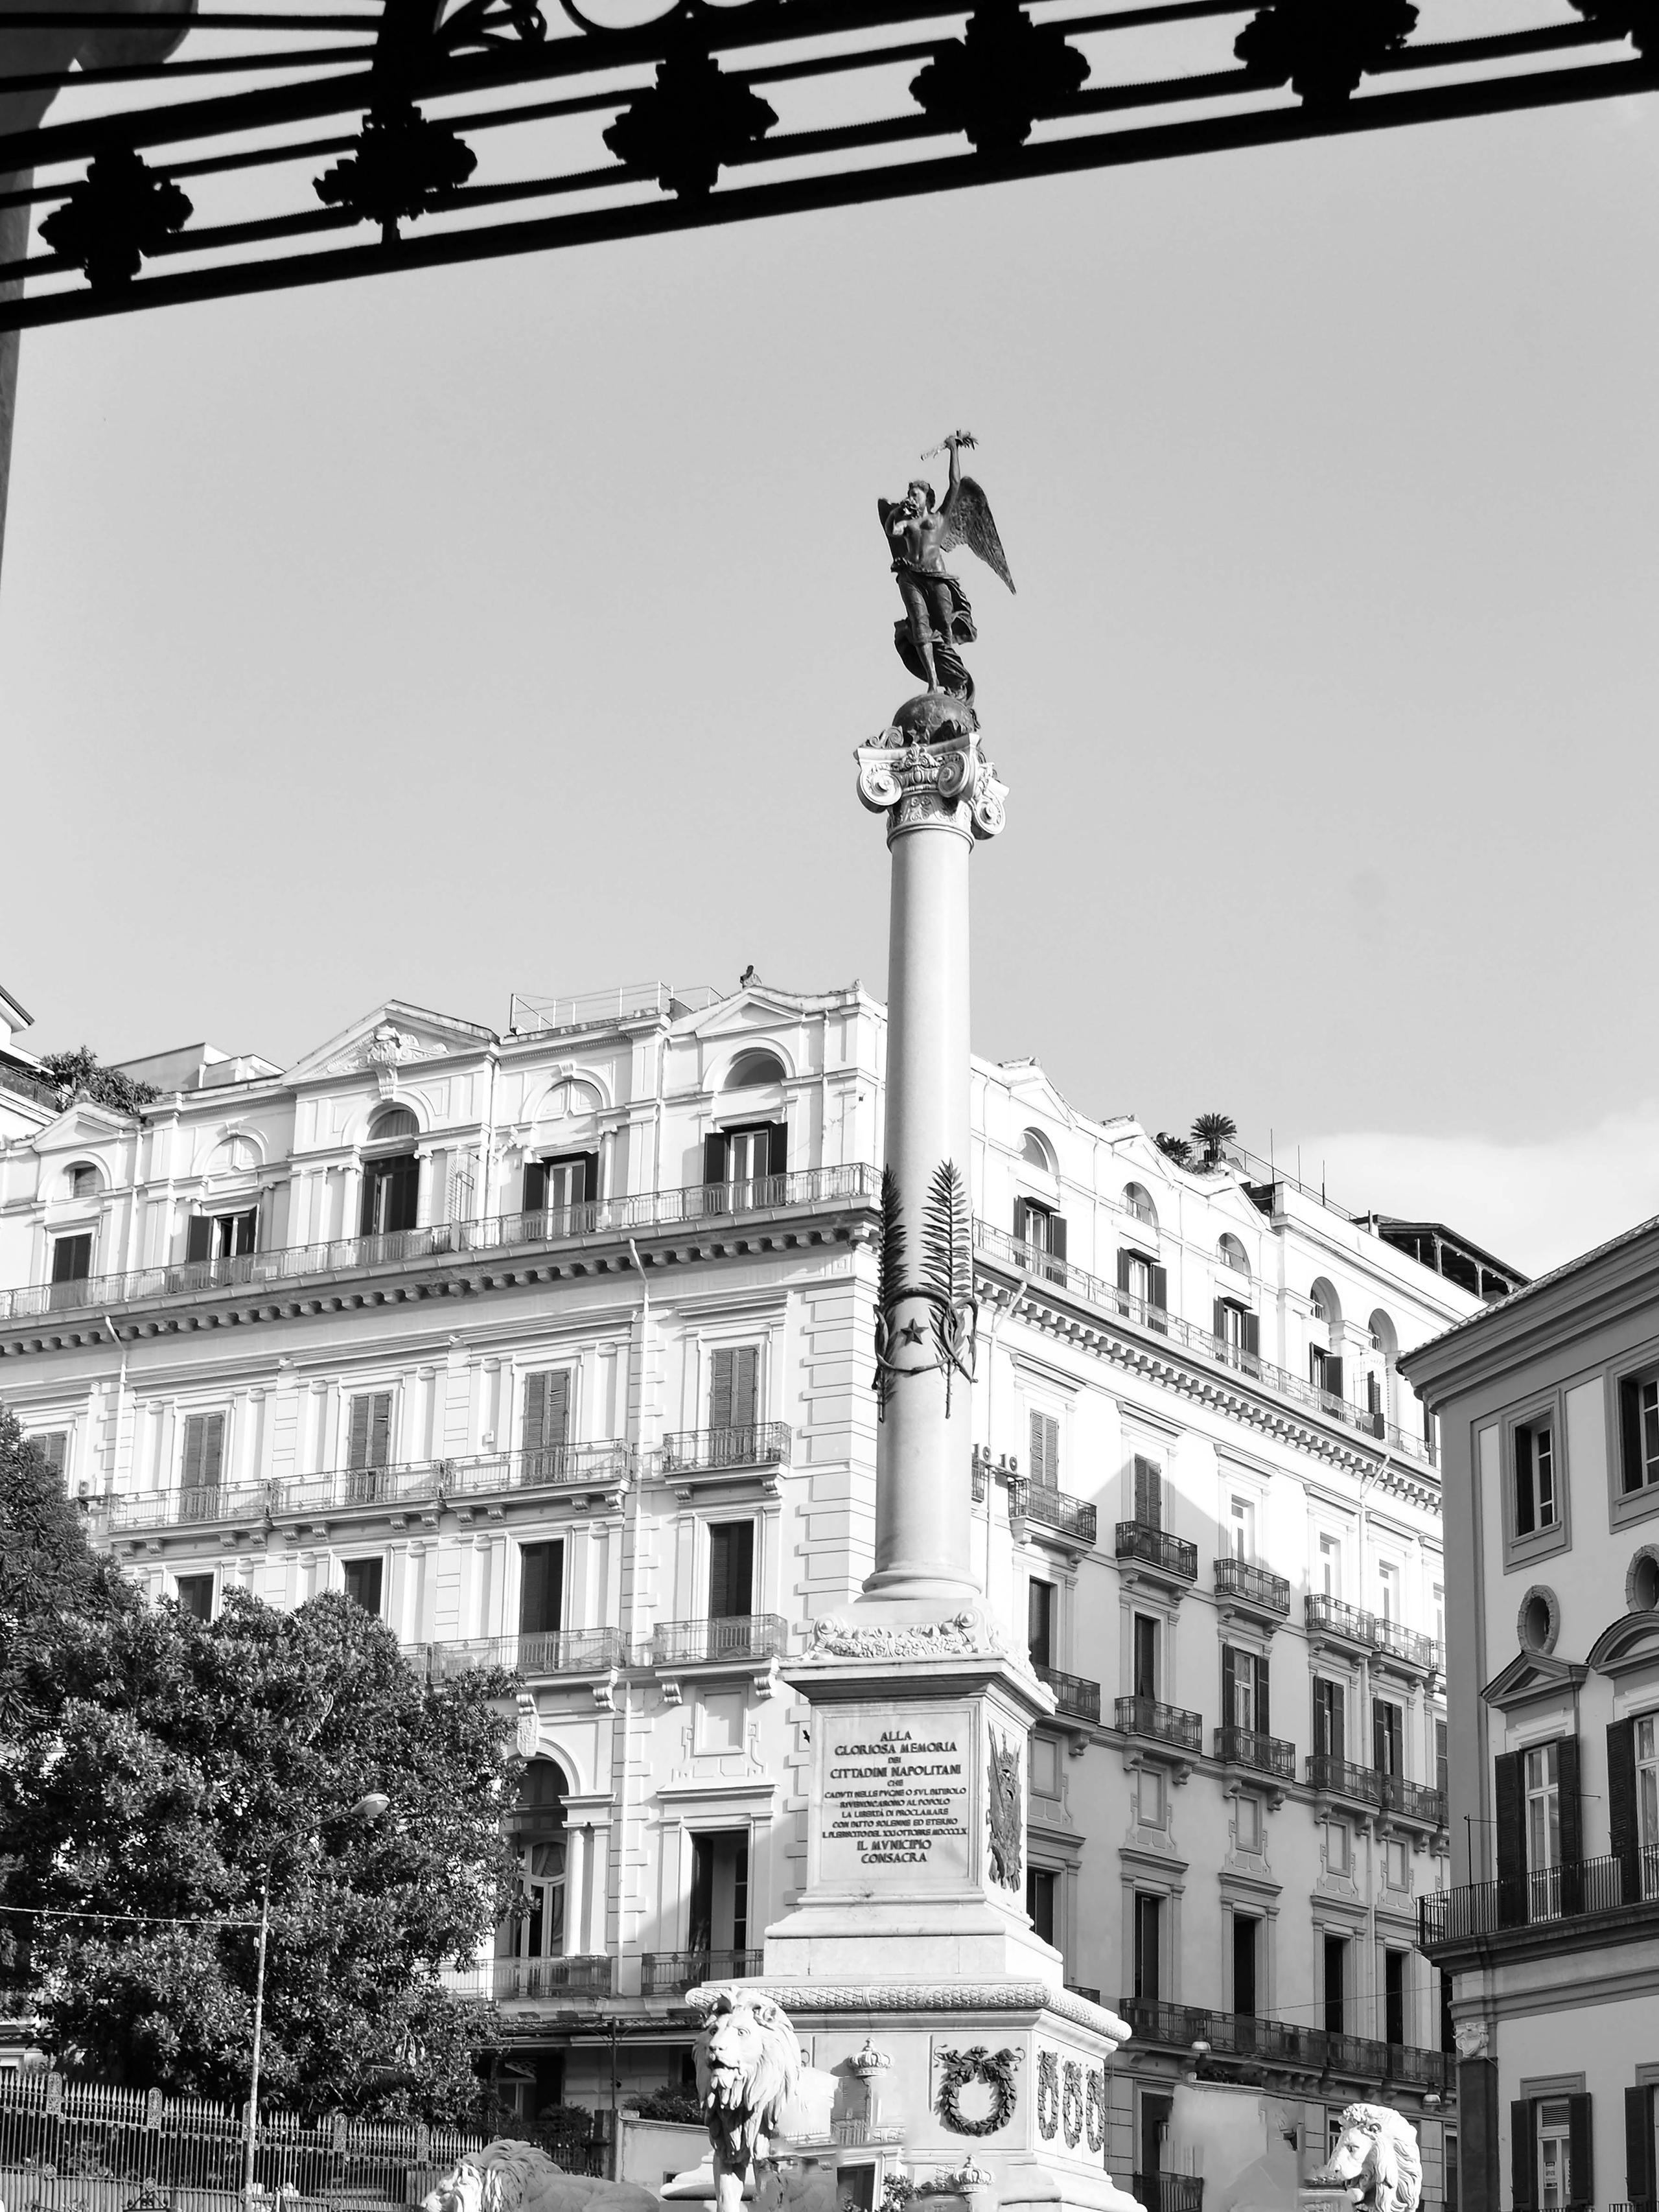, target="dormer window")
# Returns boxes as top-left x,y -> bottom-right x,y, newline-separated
66,1163 -> 100,1199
